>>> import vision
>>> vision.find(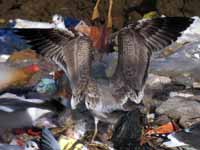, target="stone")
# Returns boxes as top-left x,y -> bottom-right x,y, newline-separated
156,96 -> 200,127
150,41 -> 200,87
